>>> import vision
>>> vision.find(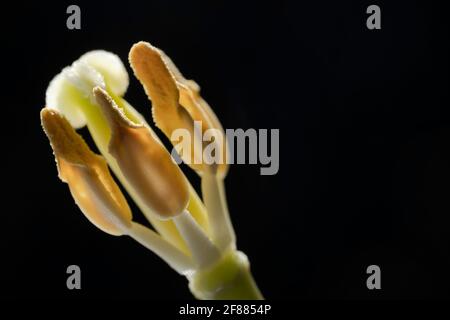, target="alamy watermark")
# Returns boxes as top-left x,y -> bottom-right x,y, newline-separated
66,5 -> 81,30
66,264 -> 81,290
170,121 -> 279,176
